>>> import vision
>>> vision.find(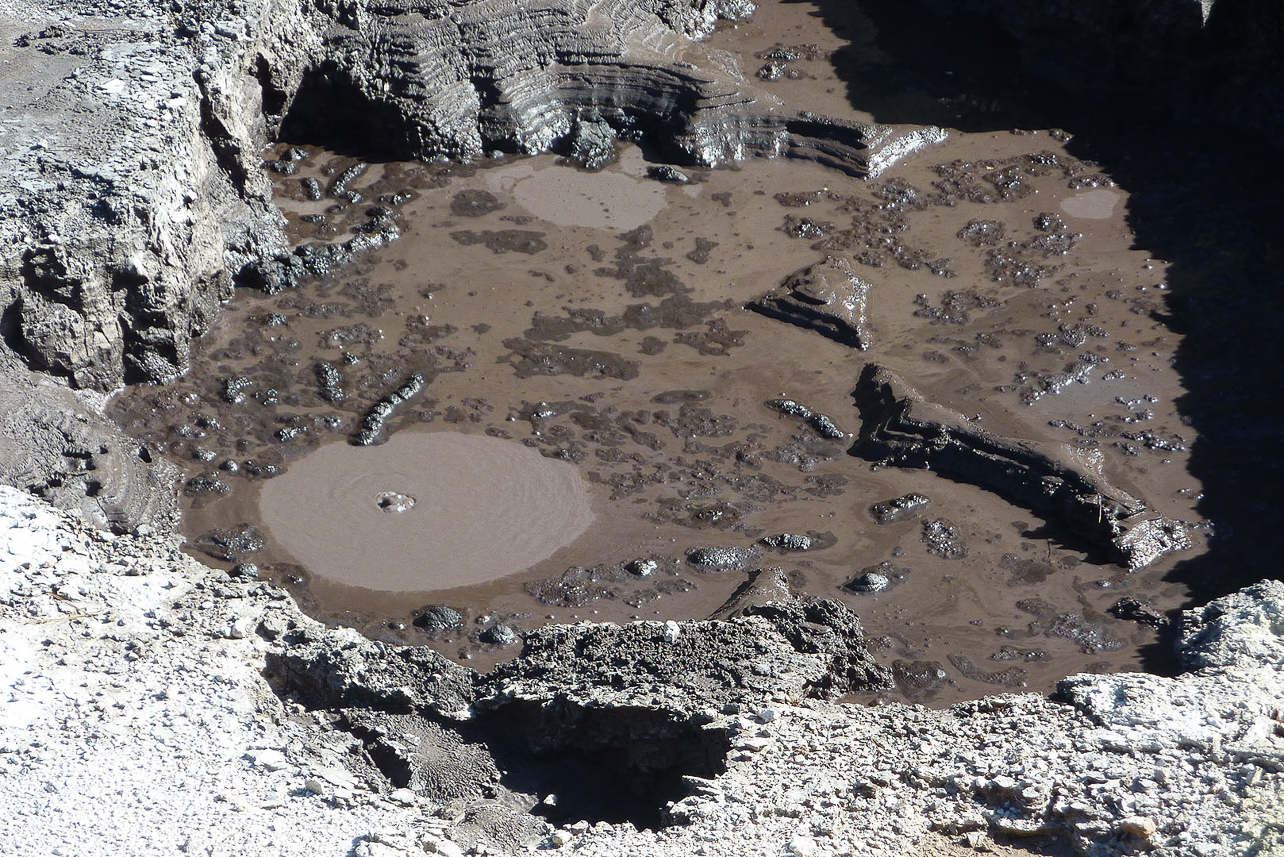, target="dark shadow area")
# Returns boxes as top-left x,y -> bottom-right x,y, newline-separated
0,299 -> 23,359
815,0 -> 1284,664
278,62 -> 424,161
261,649 -> 730,830
476,702 -> 729,829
